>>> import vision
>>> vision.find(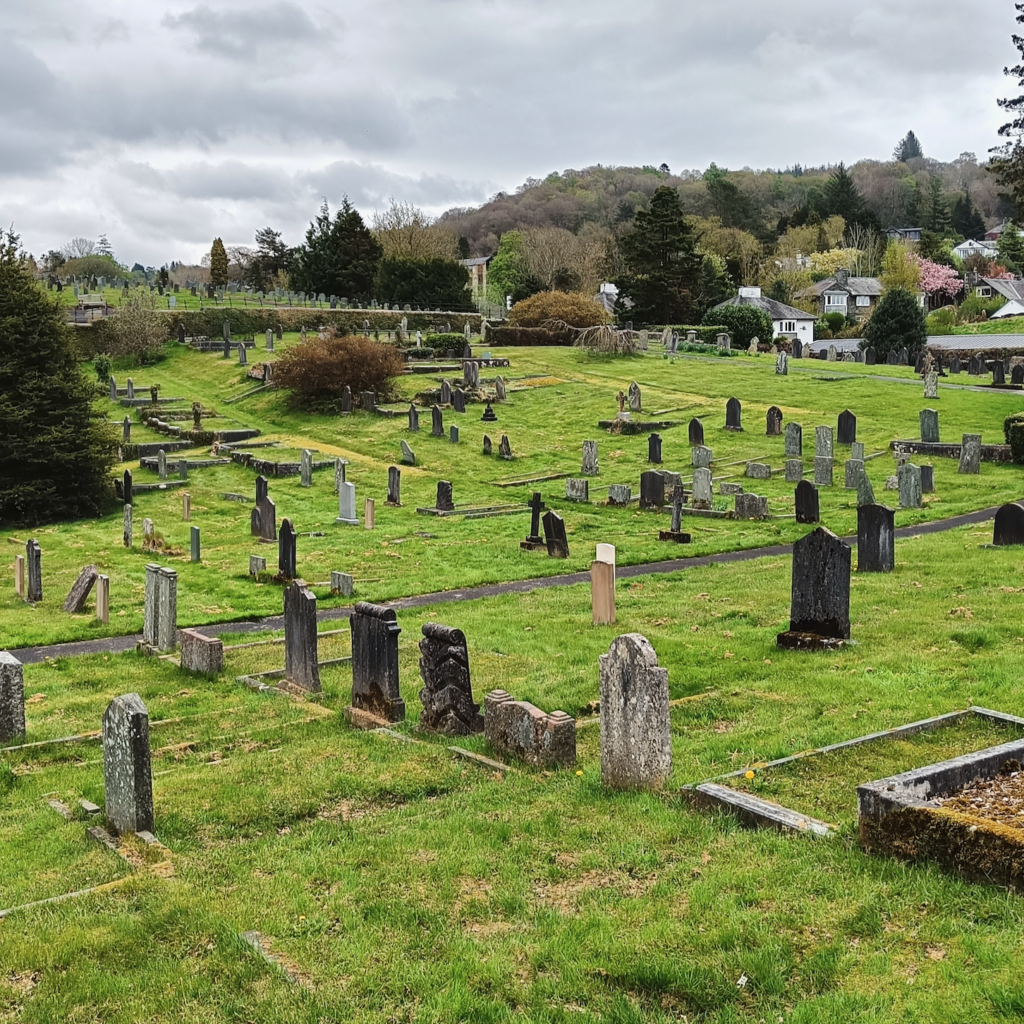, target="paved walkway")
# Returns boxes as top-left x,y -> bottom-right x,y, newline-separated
8,506 -> 1001,665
